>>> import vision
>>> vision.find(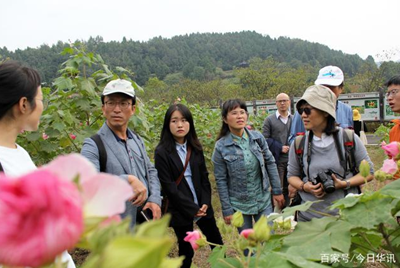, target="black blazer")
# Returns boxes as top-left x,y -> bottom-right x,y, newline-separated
154,144 -> 214,227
